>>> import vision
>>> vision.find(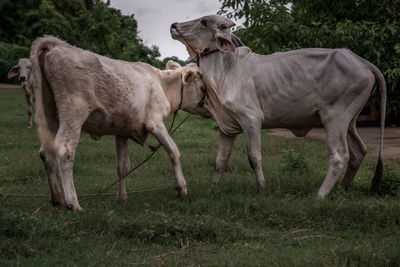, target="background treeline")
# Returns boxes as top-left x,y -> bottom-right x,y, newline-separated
1,0 -> 399,123
220,0 -> 400,123
0,0 -> 187,84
